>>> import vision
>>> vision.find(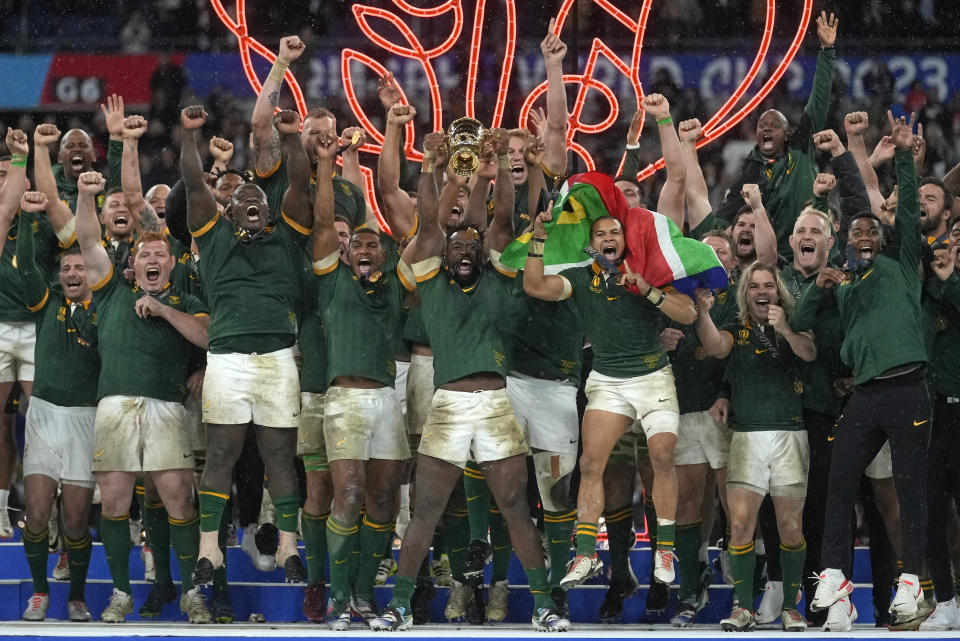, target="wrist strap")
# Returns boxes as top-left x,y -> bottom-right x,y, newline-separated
10,154 -> 27,168
656,117 -> 673,126
268,60 -> 290,84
